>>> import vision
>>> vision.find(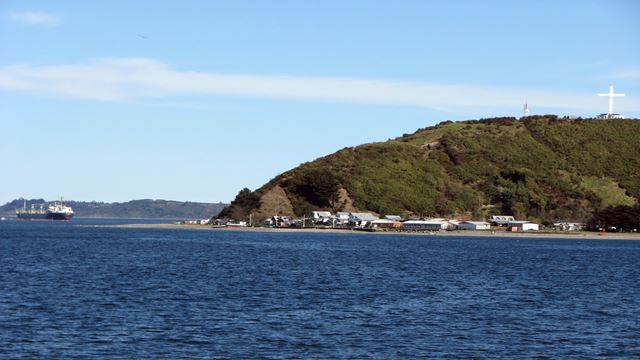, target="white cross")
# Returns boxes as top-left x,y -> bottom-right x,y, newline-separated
598,85 -> 625,116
